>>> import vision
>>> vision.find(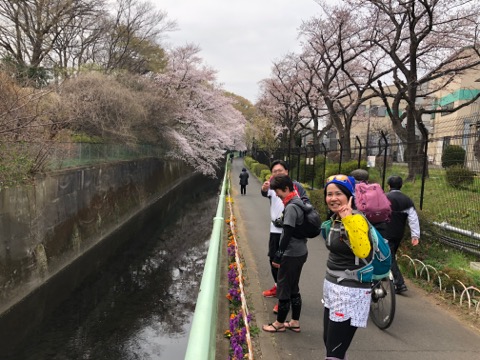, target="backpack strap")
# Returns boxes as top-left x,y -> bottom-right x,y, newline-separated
327,268 -> 362,282
342,237 -> 368,266
326,213 -> 374,283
